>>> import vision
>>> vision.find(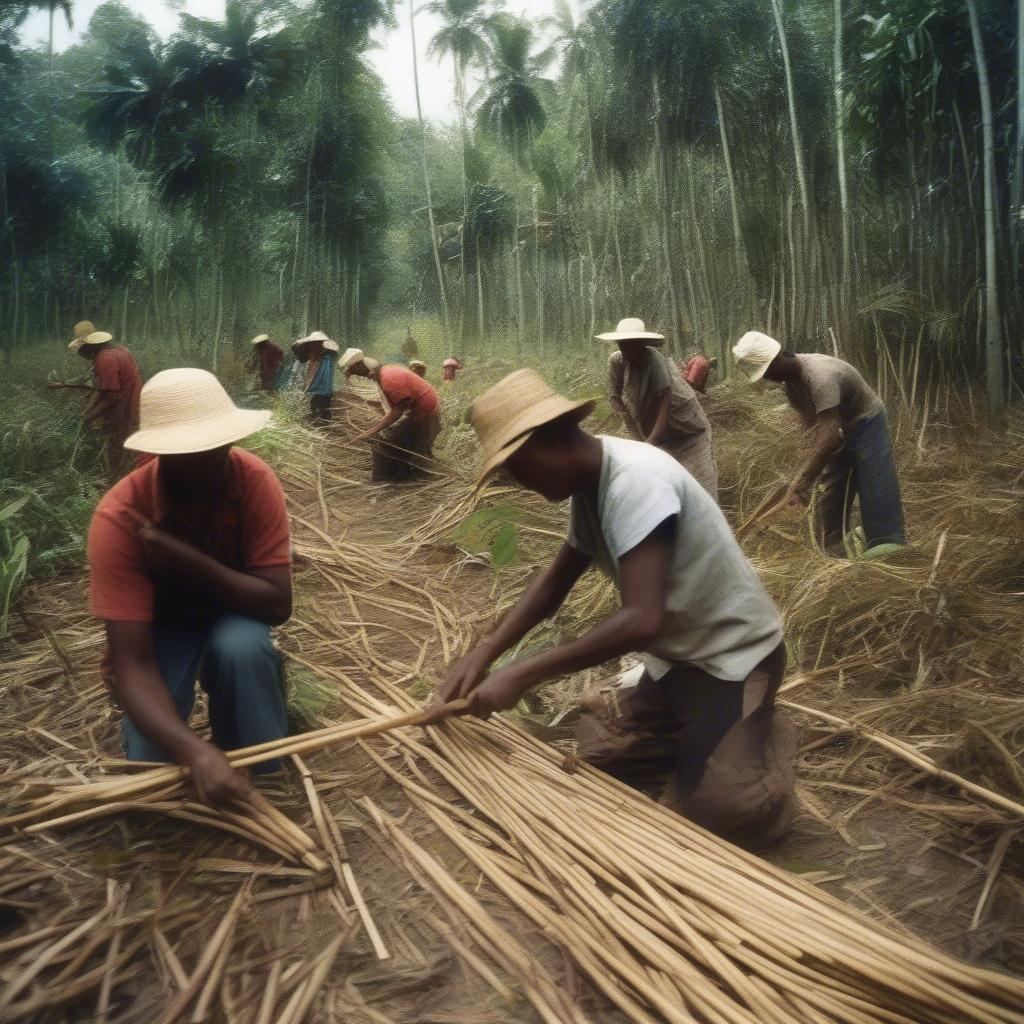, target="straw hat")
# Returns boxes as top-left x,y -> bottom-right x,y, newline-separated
250,333 -> 271,346
68,320 -> 99,351
124,368 -> 272,455
469,369 -> 595,485
293,331 -> 339,353
595,317 -> 665,345
81,331 -> 113,346
732,331 -> 782,382
408,359 -> 427,371
340,347 -> 366,371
